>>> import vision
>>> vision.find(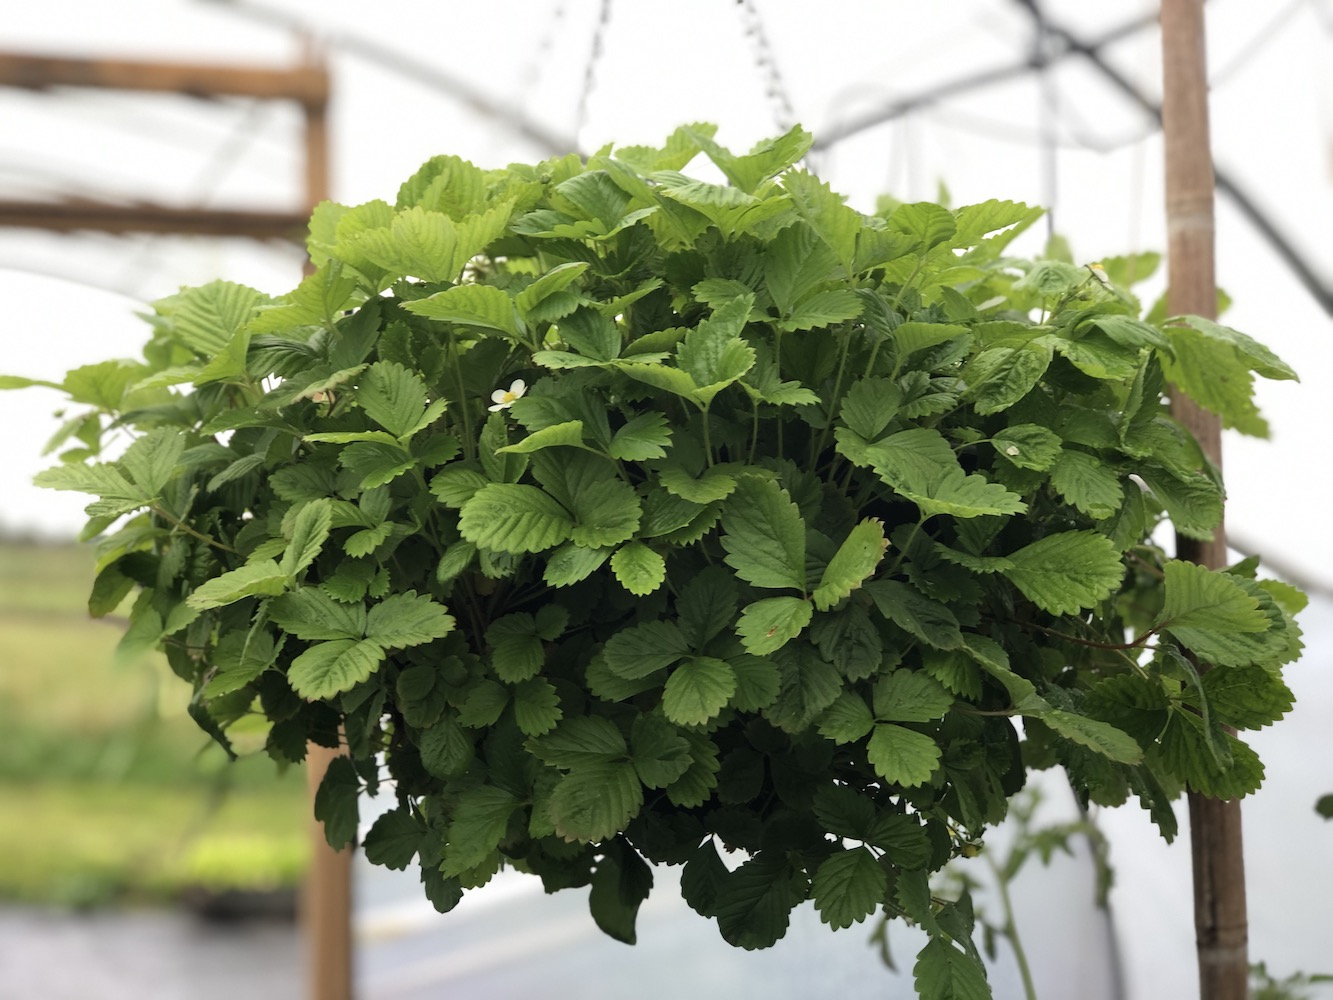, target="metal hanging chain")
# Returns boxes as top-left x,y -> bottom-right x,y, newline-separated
574,0 -> 613,143
734,0 -> 797,132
